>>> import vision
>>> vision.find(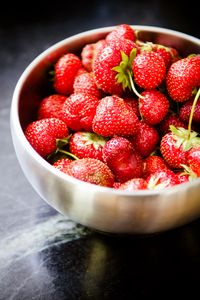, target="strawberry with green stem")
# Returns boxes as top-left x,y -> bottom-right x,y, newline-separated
24,118 -> 78,161
69,132 -> 107,161
160,88 -> 200,169
93,39 -> 139,96
147,169 -> 179,190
